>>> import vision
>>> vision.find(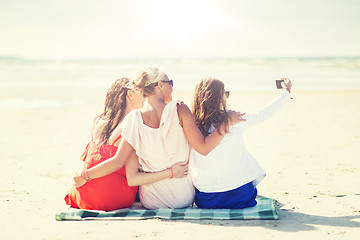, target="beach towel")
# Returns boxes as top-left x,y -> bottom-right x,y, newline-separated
55,197 -> 279,221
